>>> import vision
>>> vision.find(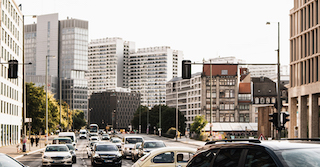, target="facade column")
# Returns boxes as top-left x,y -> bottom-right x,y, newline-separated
288,97 -> 297,138
298,96 -> 308,138
309,94 -> 319,138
